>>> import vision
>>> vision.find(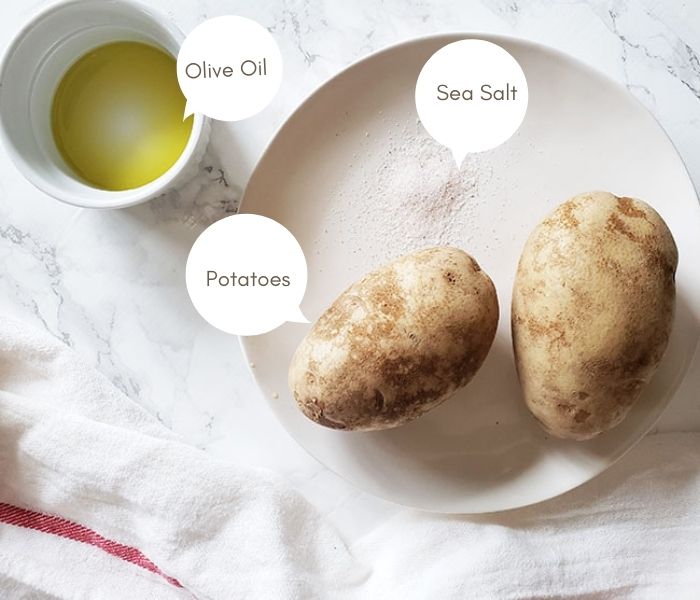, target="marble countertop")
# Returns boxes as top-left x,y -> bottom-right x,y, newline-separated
1,0 -> 699,538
